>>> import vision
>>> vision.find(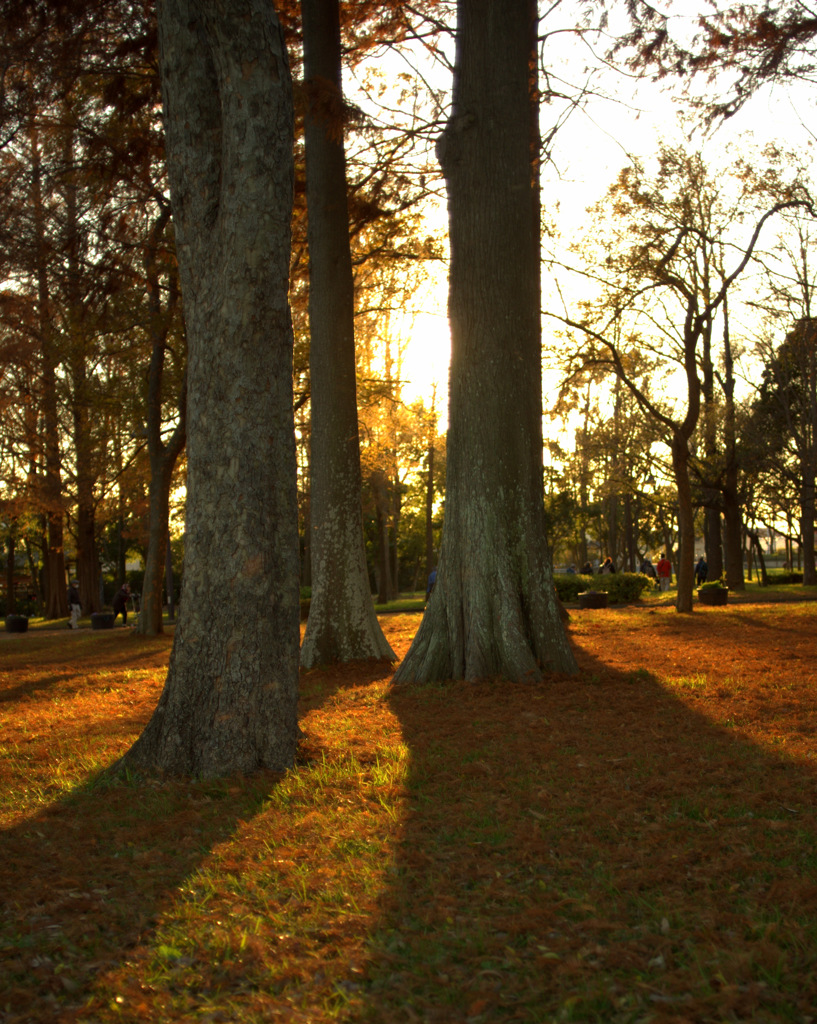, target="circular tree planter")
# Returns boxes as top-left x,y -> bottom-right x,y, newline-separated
91,612 -> 115,630
698,587 -> 728,606
578,590 -> 608,610
5,614 -> 29,633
